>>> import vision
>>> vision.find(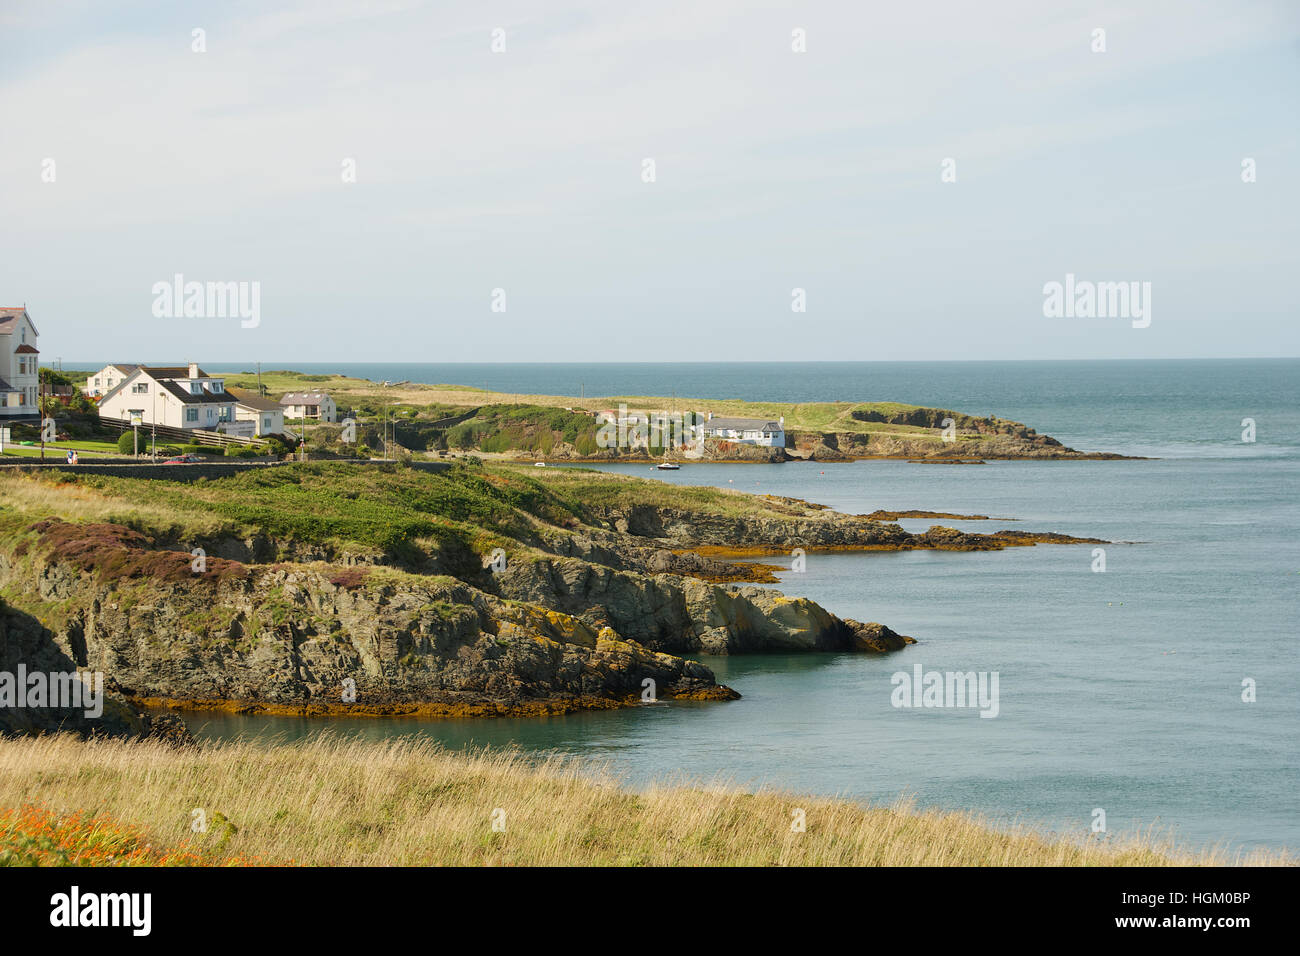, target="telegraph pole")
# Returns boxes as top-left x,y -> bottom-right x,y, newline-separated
38,371 -> 45,461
